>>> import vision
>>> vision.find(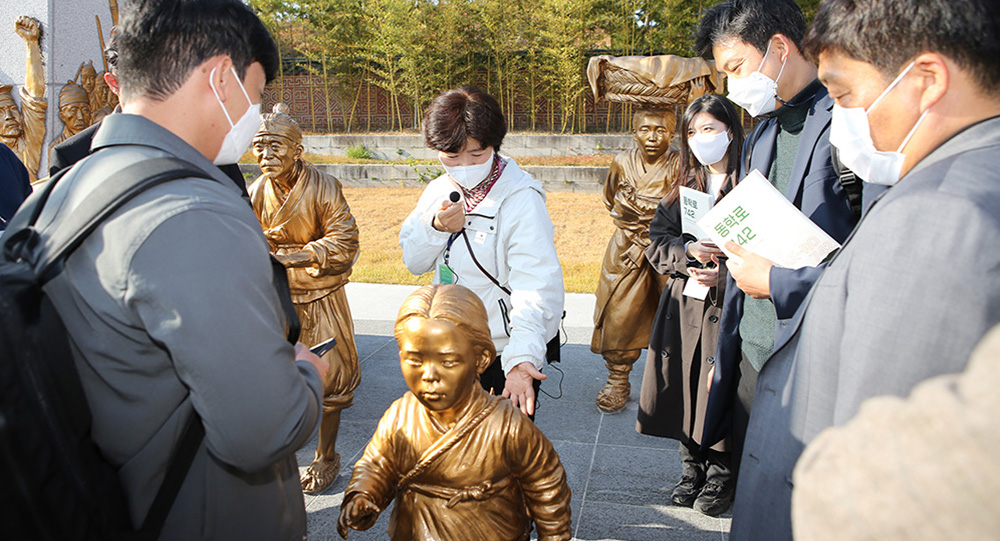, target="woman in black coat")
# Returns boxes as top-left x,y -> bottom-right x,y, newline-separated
637,94 -> 745,517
